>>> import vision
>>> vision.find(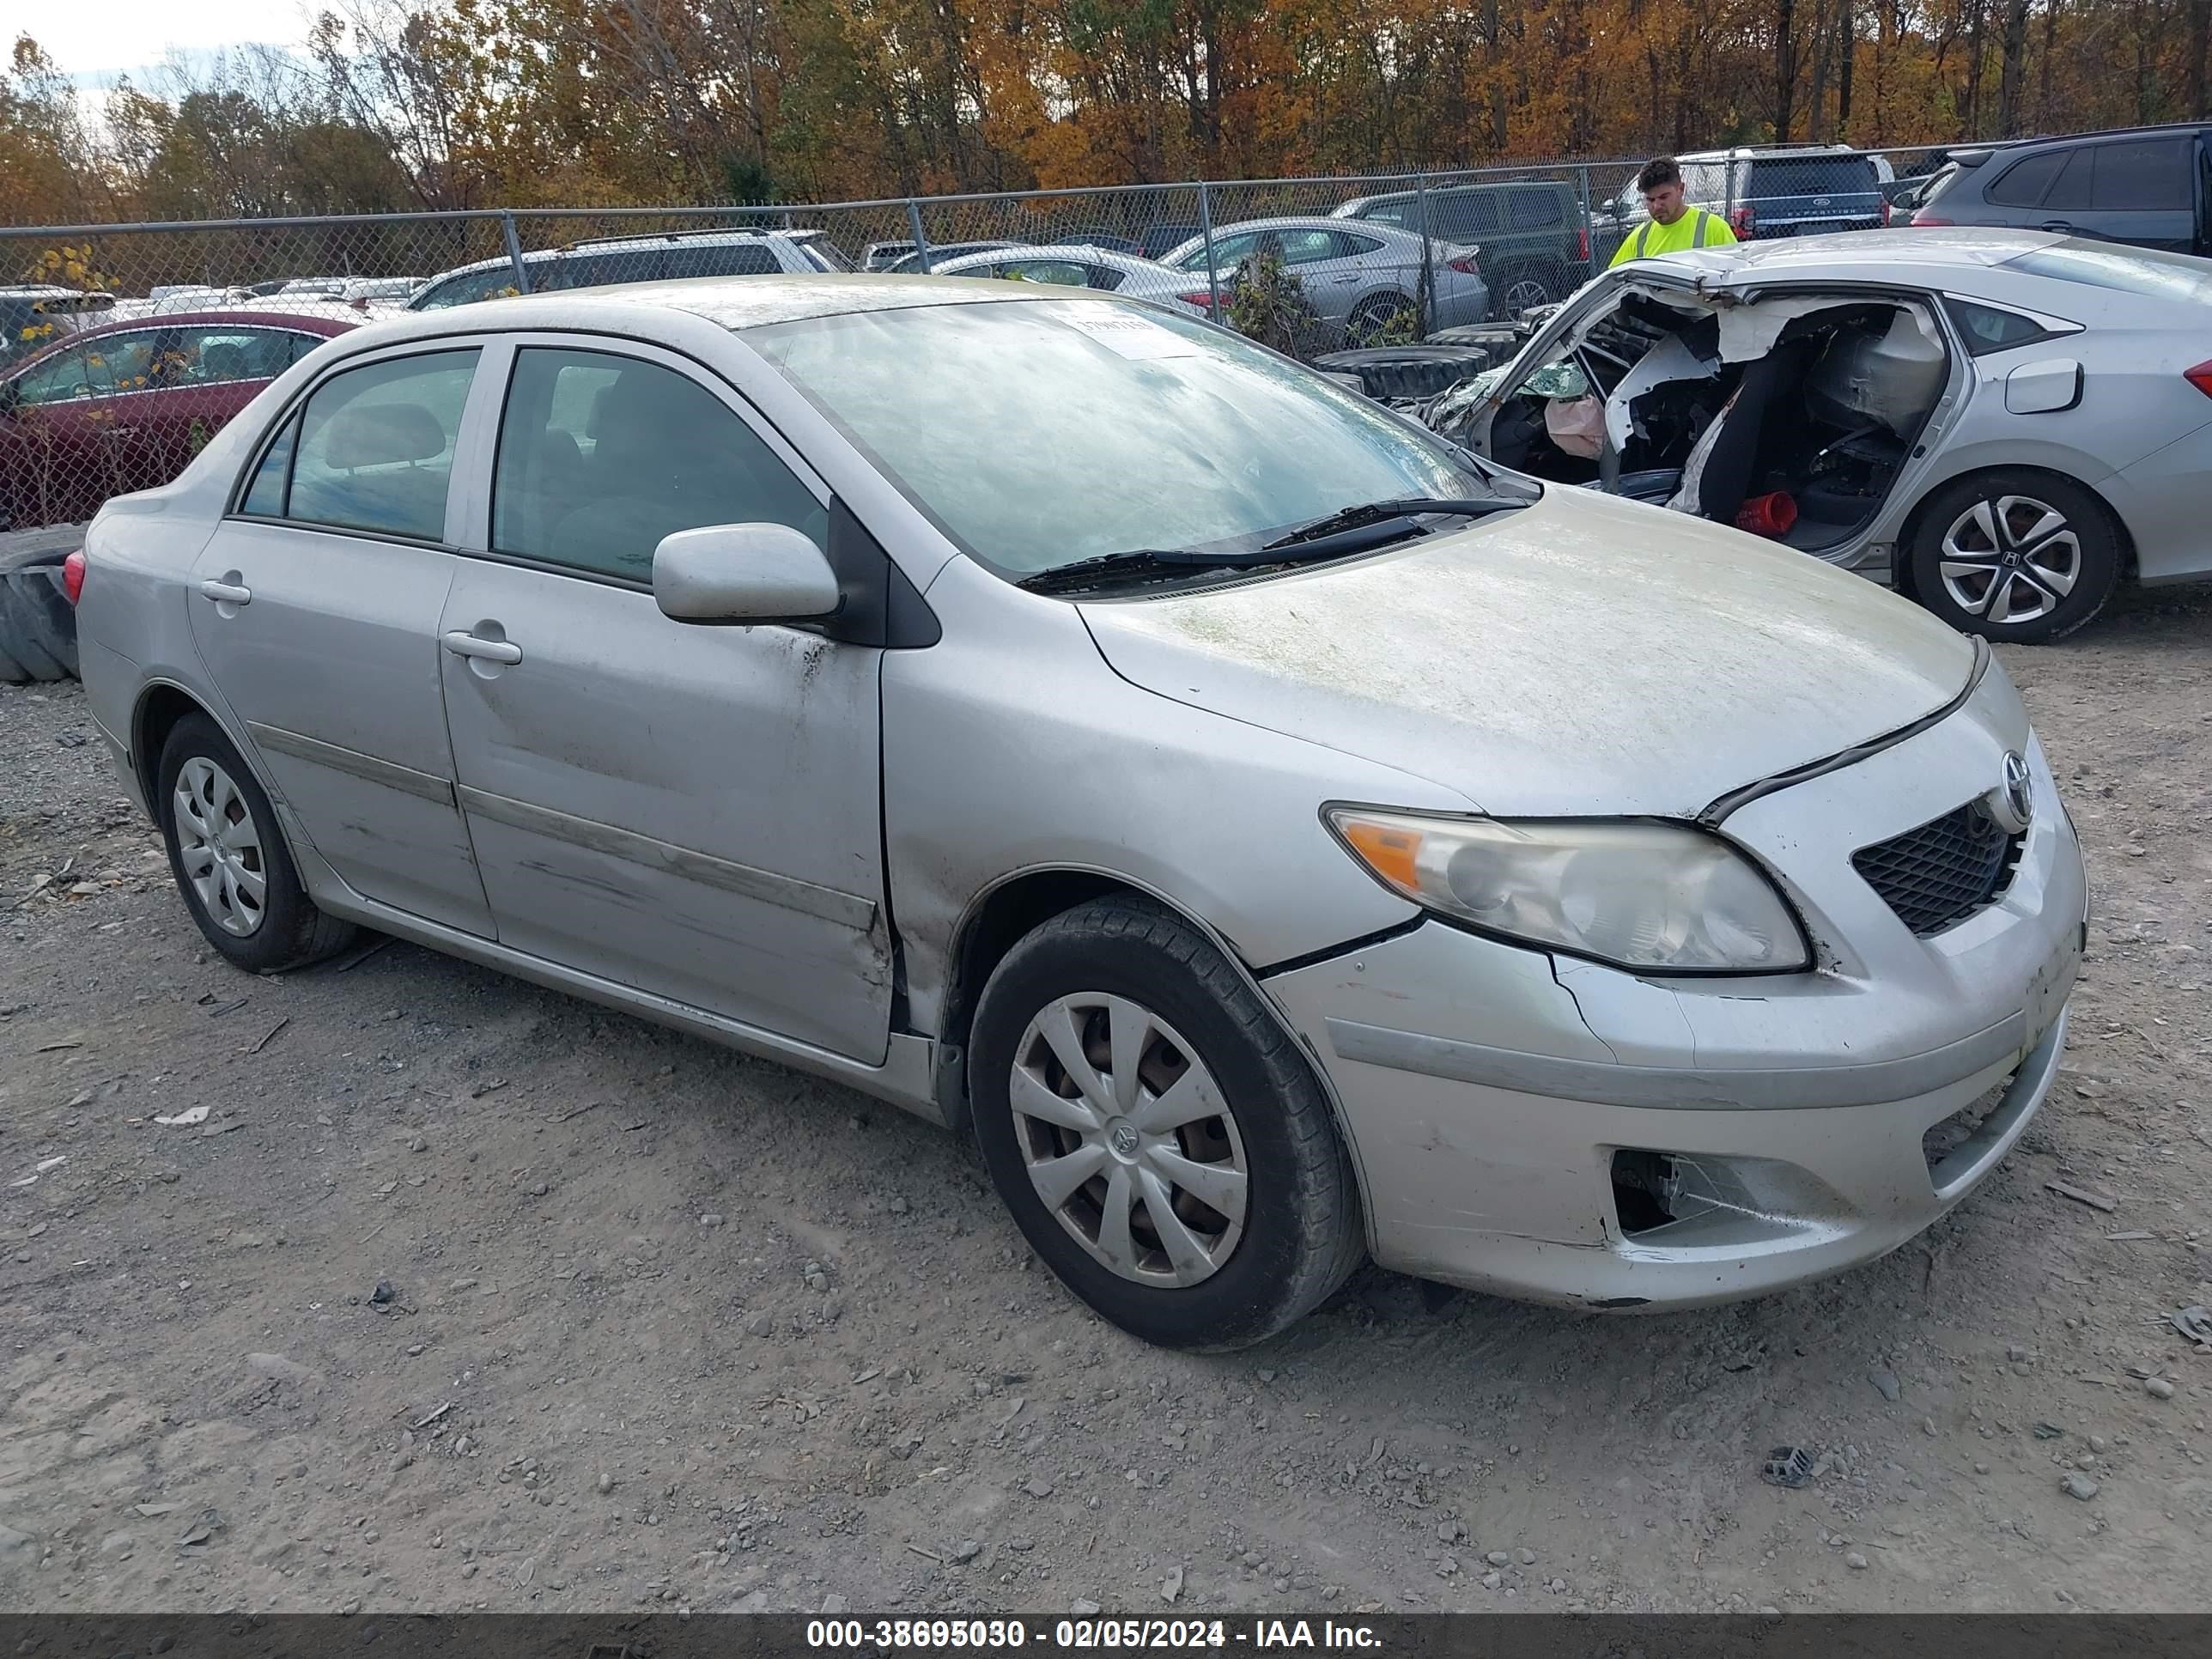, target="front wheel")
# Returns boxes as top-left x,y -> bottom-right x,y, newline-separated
969,897 -> 1364,1350
1905,471 -> 2122,643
